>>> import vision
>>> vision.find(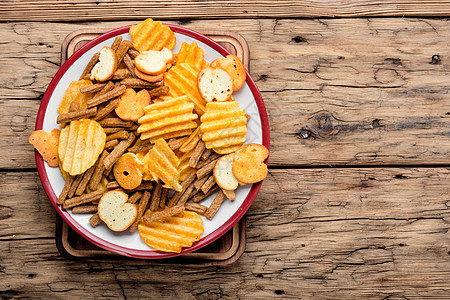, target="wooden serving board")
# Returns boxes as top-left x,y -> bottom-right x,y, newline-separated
55,29 -> 250,265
